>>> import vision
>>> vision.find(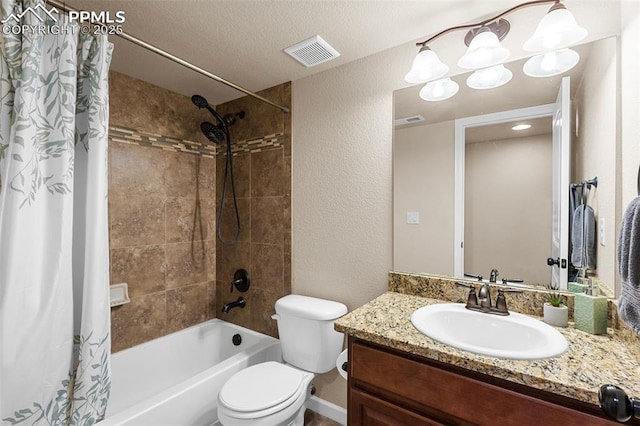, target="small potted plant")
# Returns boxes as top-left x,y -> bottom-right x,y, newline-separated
543,283 -> 568,327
